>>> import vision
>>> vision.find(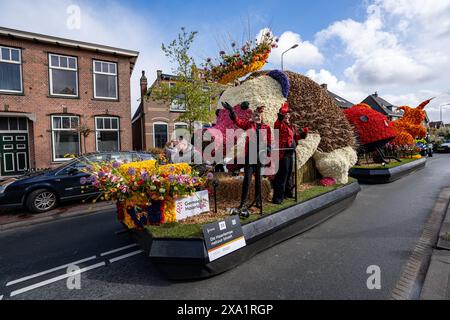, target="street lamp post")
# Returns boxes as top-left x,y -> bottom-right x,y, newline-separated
440,103 -> 450,123
281,44 -> 299,71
